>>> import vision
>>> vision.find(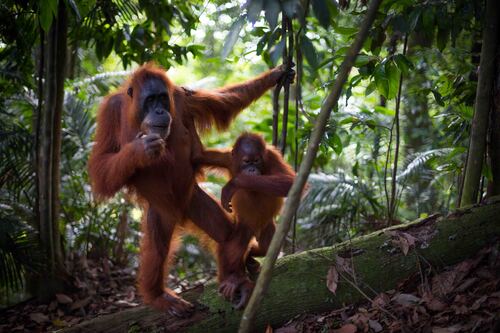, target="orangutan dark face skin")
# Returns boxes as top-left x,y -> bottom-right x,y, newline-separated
132,77 -> 172,139
233,137 -> 264,176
